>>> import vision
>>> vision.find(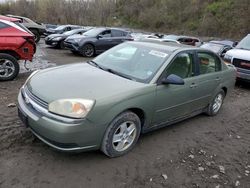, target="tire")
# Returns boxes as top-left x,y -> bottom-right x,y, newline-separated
30,29 -> 40,43
0,53 -> 20,81
59,41 -> 65,49
205,90 -> 225,116
101,111 -> 141,158
81,44 -> 95,57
